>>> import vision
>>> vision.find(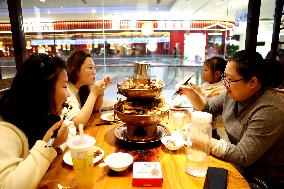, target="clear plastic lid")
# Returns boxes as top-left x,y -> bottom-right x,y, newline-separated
67,134 -> 96,150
